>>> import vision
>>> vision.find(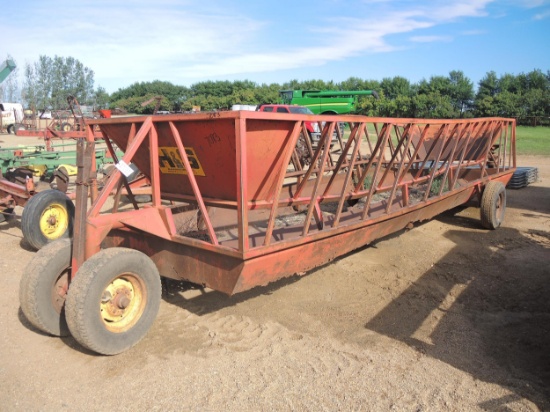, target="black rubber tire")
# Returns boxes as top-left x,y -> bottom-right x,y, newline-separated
65,248 -> 162,355
19,239 -> 72,336
21,189 -> 75,251
480,181 -> 506,229
7,124 -> 15,134
60,122 -> 73,132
